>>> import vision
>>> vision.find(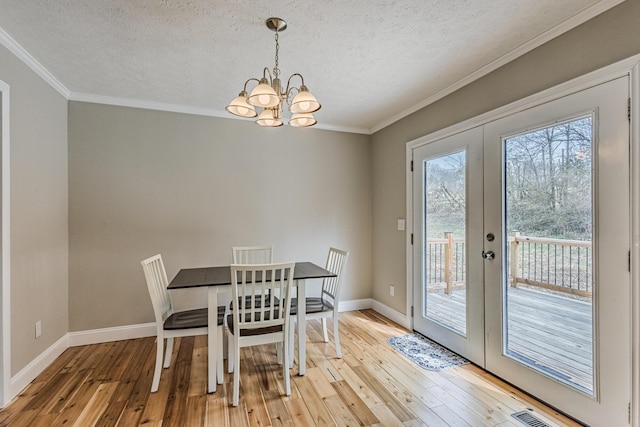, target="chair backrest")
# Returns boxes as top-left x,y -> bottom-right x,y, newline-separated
230,262 -> 295,332
232,246 -> 274,264
321,248 -> 349,306
141,254 -> 173,326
